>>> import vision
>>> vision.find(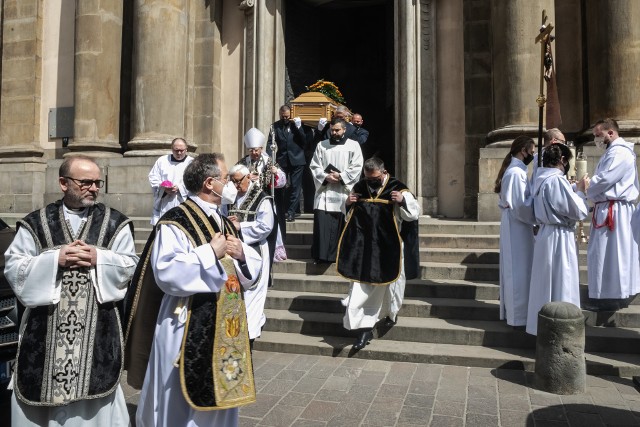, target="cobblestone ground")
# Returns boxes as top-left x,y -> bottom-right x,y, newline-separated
122,350 -> 640,426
